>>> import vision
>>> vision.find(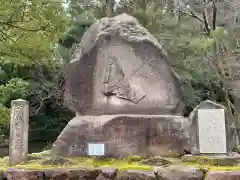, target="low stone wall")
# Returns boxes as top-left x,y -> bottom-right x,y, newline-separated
1,168 -> 153,180
1,167 -> 240,180
2,152 -> 240,180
